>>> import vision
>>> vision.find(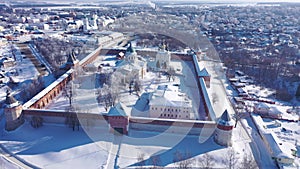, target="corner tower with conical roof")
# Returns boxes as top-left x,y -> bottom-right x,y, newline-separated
4,90 -> 24,131
214,109 -> 234,146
